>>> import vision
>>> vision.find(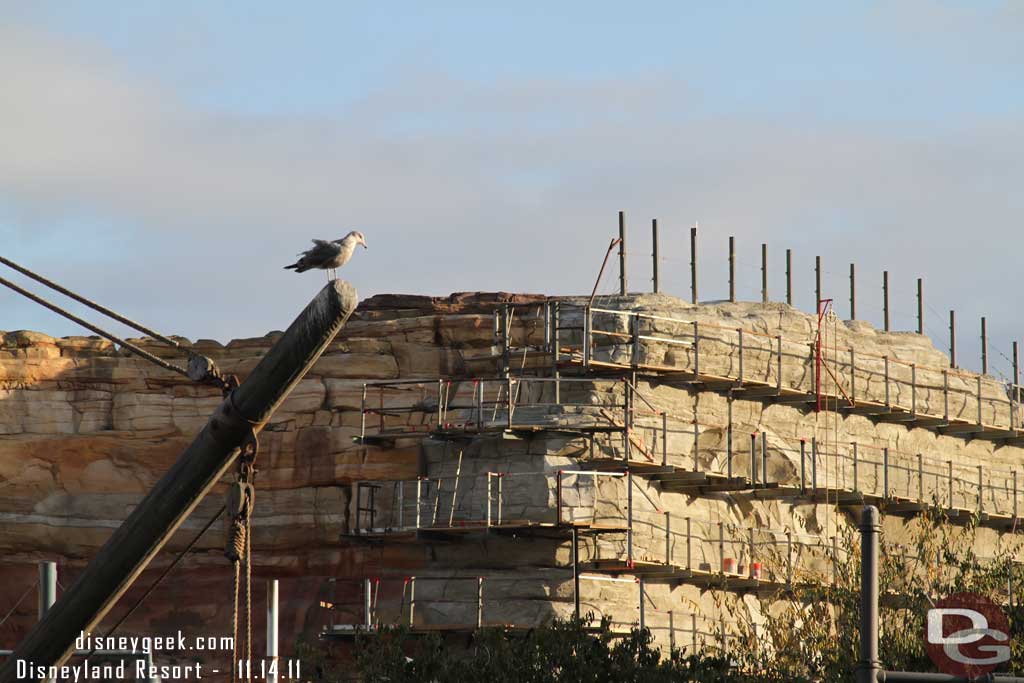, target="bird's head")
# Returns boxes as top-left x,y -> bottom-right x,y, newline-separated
347,230 -> 368,249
